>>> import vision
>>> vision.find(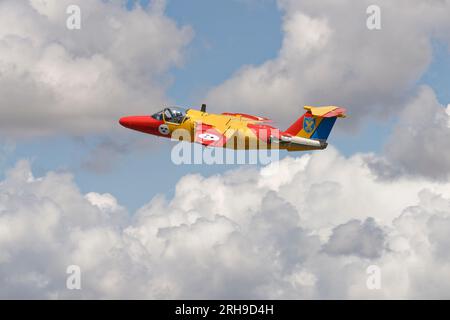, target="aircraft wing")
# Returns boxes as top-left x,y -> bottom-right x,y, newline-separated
221,112 -> 272,123
194,122 -> 228,147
